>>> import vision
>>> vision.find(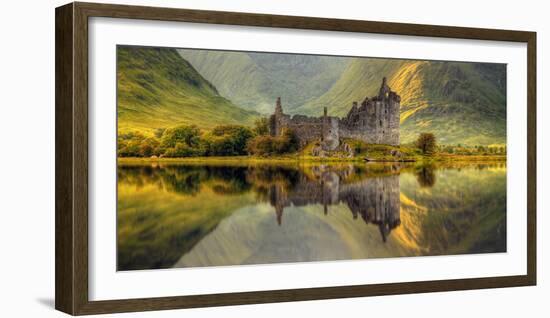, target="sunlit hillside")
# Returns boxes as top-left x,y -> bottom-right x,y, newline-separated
117,46 -> 259,135
297,59 -> 506,145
